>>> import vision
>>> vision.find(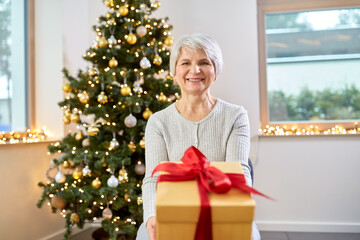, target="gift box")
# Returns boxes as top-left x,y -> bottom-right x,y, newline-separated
155,161 -> 255,240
